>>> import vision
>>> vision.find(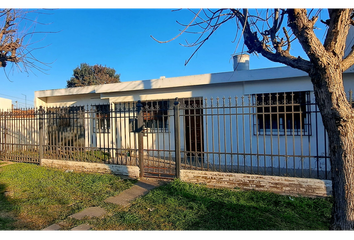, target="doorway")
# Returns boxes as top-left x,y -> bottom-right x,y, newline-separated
184,98 -> 204,165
